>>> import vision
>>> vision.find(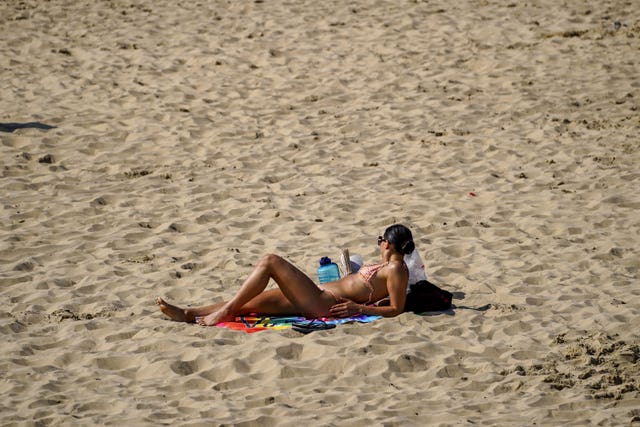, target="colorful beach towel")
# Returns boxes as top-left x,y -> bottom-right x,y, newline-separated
216,314 -> 382,333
